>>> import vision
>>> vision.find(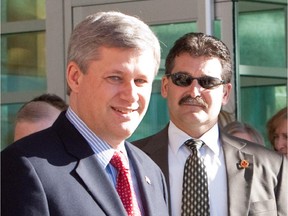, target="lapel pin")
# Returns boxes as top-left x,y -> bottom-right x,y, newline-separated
239,159 -> 249,169
145,176 -> 151,184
